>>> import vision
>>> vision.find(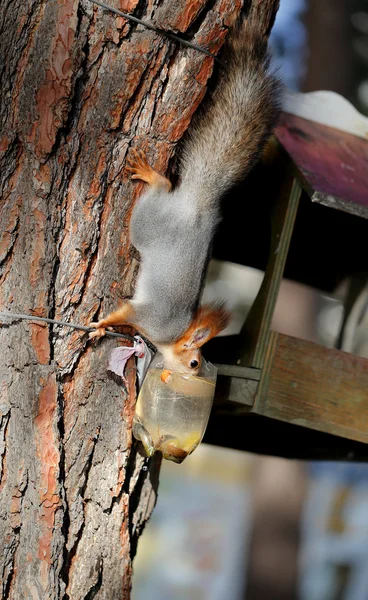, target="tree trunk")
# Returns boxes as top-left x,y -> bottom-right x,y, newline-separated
0,0 -> 278,597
